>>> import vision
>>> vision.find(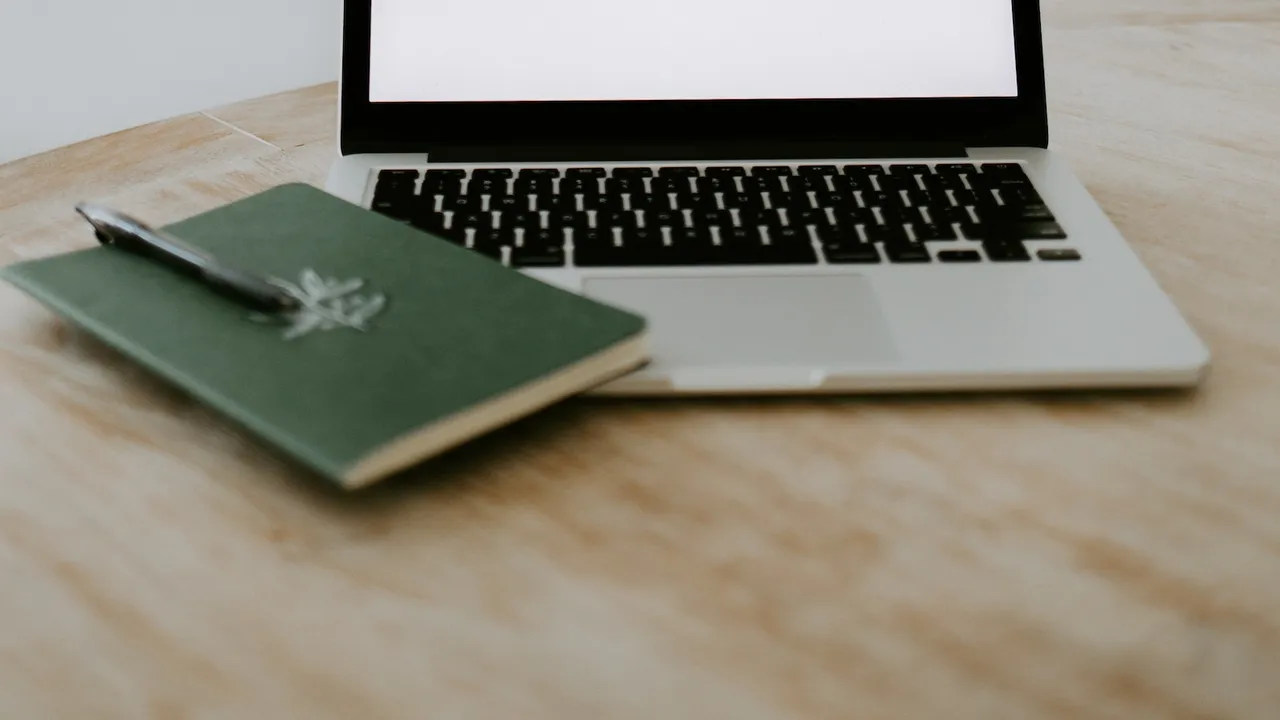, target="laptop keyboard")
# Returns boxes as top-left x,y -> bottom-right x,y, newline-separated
367,163 -> 1078,268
